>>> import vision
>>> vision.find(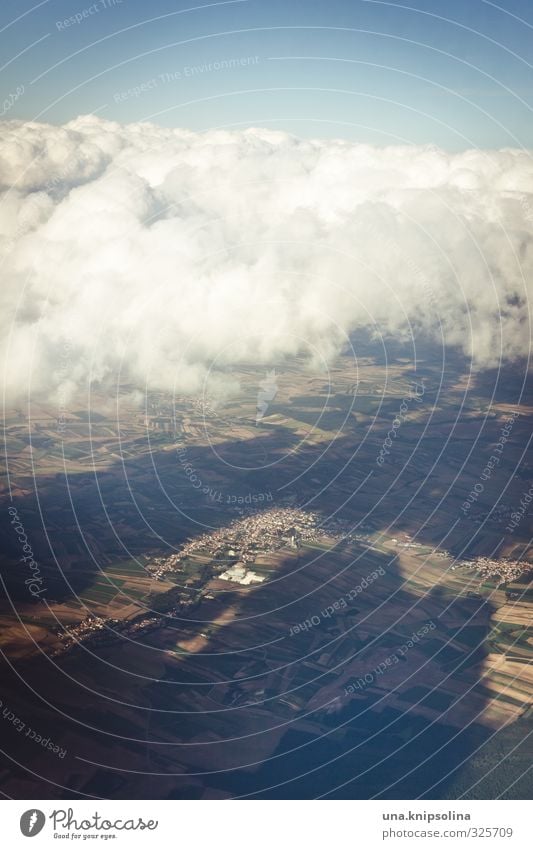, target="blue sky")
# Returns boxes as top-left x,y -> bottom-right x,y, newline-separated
2,0 -> 533,148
